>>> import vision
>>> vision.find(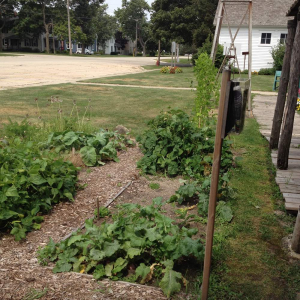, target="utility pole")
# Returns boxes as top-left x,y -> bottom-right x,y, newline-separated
67,0 -> 72,55
51,18 -> 55,54
134,19 -> 139,57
